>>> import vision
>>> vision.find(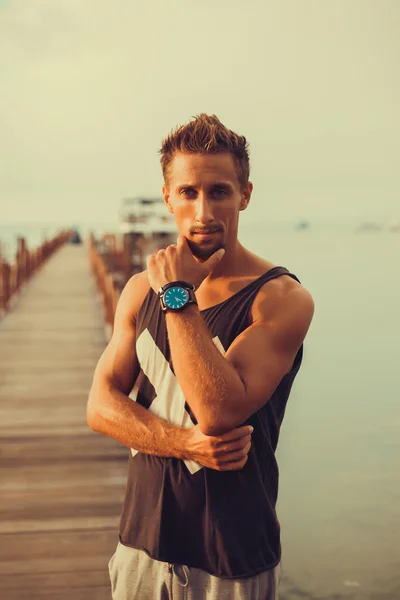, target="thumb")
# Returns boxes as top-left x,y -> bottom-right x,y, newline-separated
203,248 -> 225,272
